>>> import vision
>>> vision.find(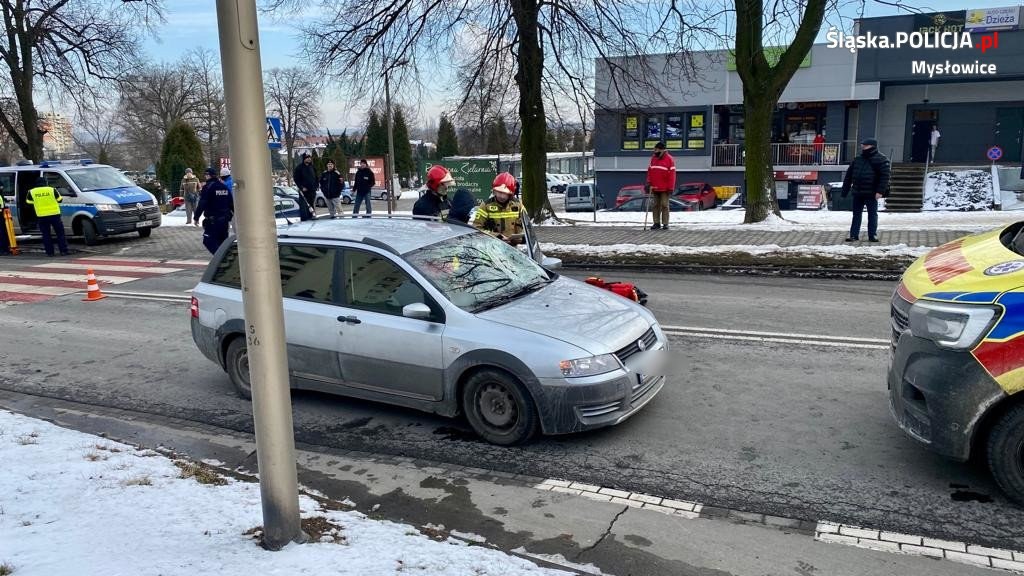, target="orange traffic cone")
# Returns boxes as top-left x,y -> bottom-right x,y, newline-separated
83,269 -> 107,302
